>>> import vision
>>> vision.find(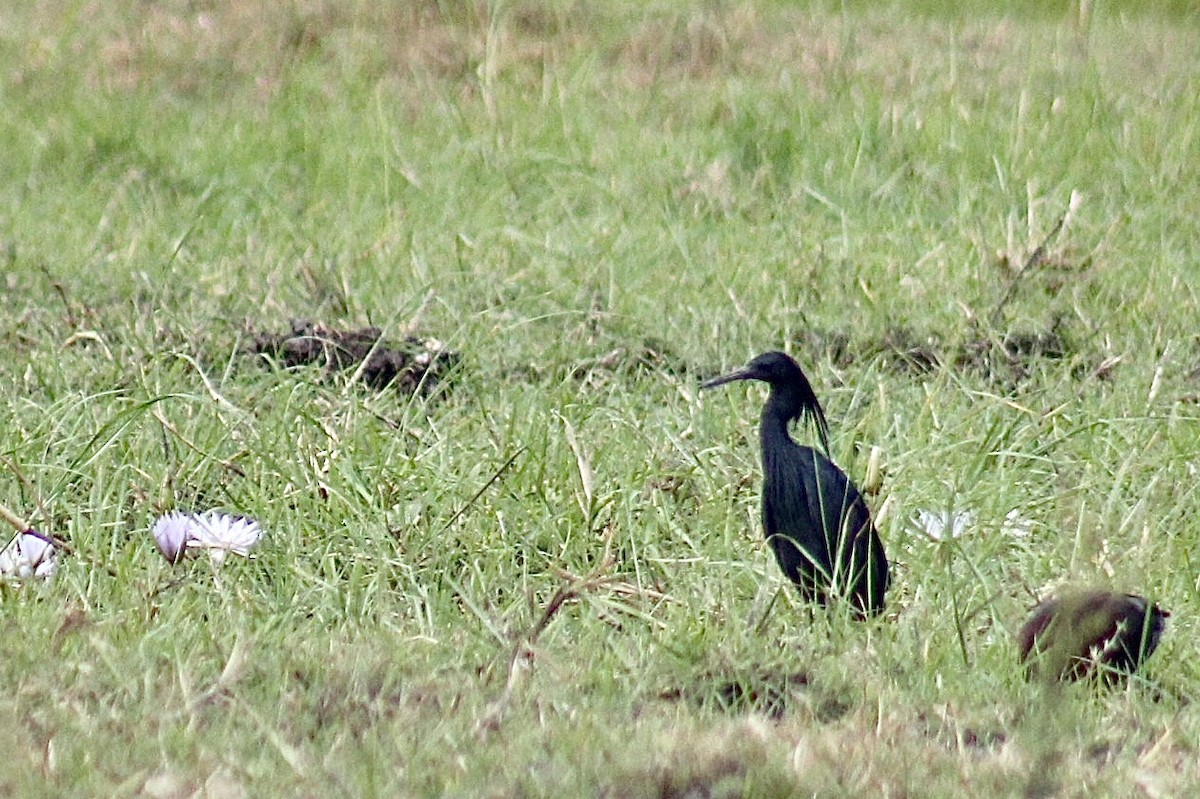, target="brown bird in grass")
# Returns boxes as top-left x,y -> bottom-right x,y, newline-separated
1017,589 -> 1169,683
